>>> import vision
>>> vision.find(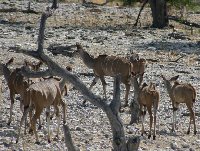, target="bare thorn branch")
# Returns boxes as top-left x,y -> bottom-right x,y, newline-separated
9,47 -> 41,60
63,124 -> 79,151
37,10 -> 54,54
134,0 -> 149,26
110,75 -> 121,111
